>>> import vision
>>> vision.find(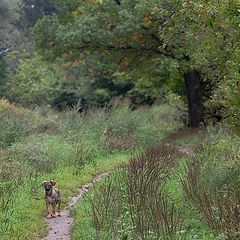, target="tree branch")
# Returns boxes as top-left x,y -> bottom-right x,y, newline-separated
0,48 -> 10,57
114,0 -> 121,5
76,42 -> 178,59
